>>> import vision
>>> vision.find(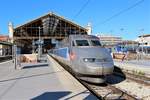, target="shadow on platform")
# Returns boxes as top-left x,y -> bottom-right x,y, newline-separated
31,90 -> 98,100
83,94 -> 98,100
0,71 -> 63,83
106,66 -> 126,85
31,91 -> 71,100
64,90 -> 98,100
22,63 -> 49,69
